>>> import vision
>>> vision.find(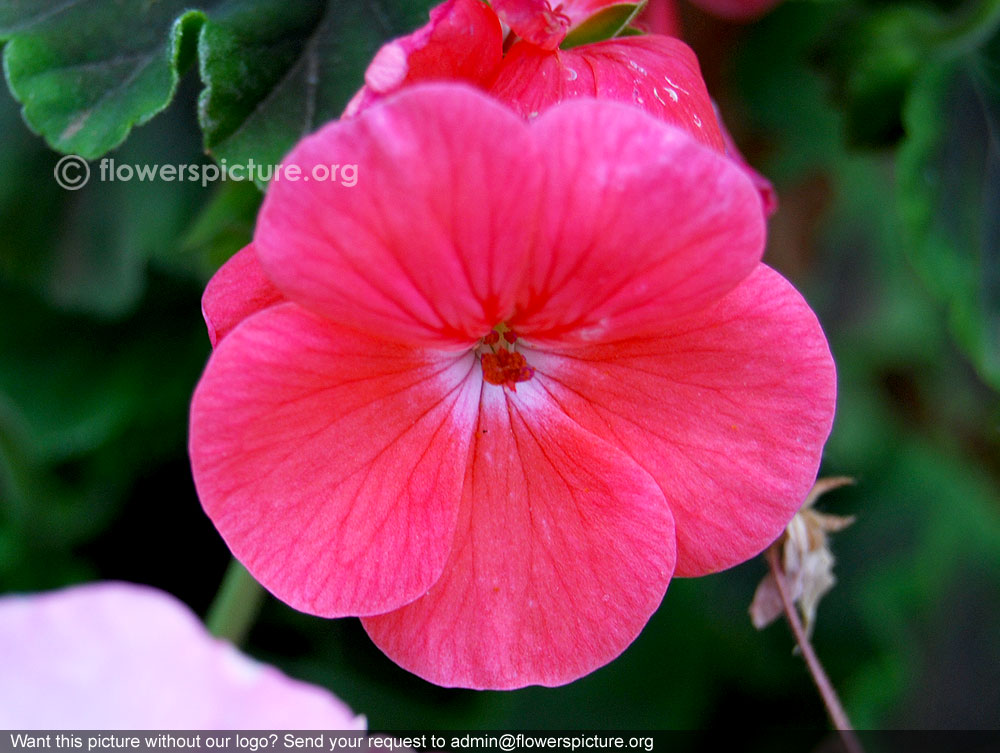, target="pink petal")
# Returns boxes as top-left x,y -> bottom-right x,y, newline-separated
363,382 -> 675,689
489,35 -> 725,152
201,244 -> 285,348
0,582 -> 366,729
256,86 -> 541,349
526,265 -> 836,576
689,0 -> 782,21
345,0 -> 503,117
189,303 -> 481,616
508,96 -> 763,345
492,0 -> 570,50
